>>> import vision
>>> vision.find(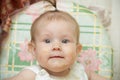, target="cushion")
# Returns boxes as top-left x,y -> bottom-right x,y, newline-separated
0,0 -> 113,80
